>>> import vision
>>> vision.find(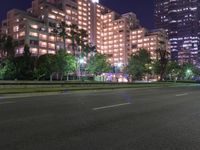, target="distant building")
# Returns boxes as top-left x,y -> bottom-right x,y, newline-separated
1,0 -> 169,66
130,28 -> 169,60
154,0 -> 200,65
